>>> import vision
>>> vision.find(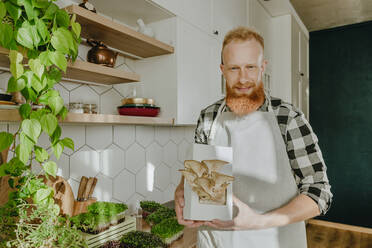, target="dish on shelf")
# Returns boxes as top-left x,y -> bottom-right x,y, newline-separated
117,105 -> 160,117
0,93 -> 12,101
121,98 -> 155,105
0,100 -> 16,105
